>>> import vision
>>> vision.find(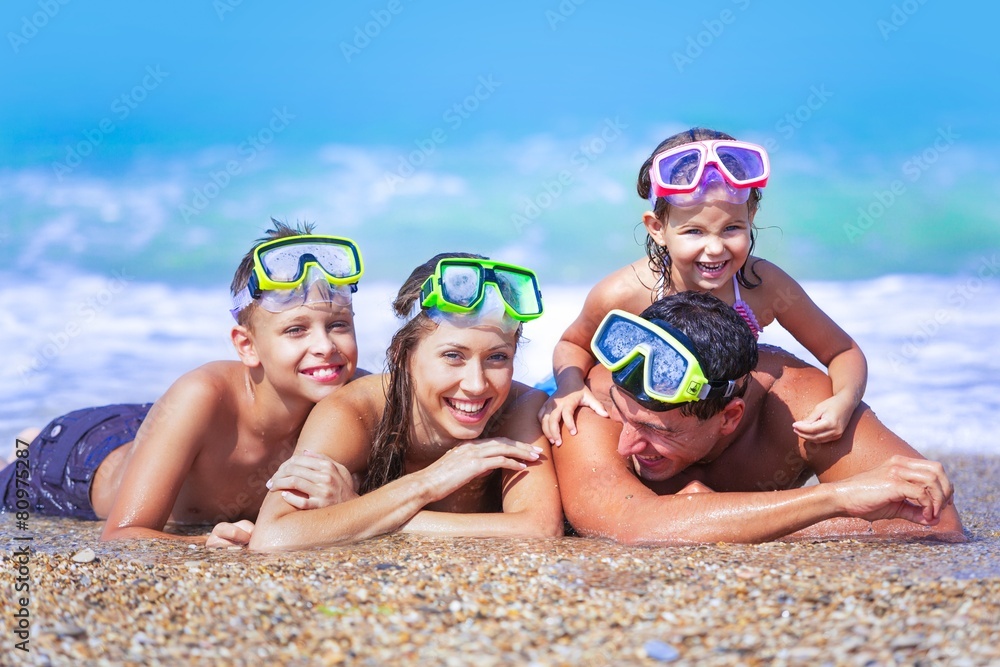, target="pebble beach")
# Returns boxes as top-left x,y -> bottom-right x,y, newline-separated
2,453 -> 998,666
